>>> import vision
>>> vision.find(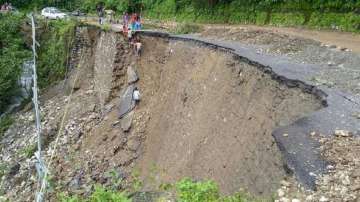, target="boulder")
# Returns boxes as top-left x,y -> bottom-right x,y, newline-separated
127,66 -> 139,84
